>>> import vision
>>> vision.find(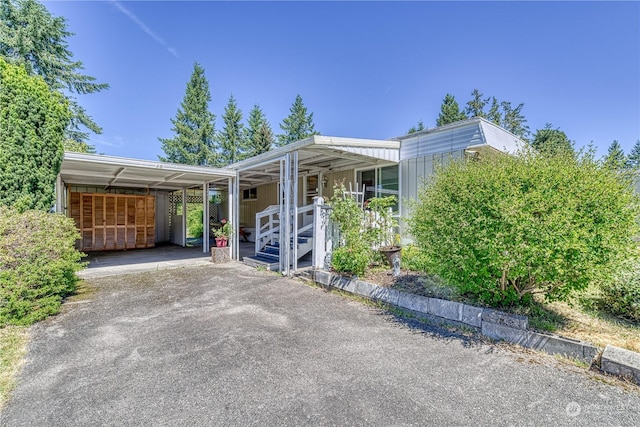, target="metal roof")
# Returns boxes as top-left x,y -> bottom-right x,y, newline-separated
395,117 -> 523,160
60,152 -> 235,191
214,135 -> 400,189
